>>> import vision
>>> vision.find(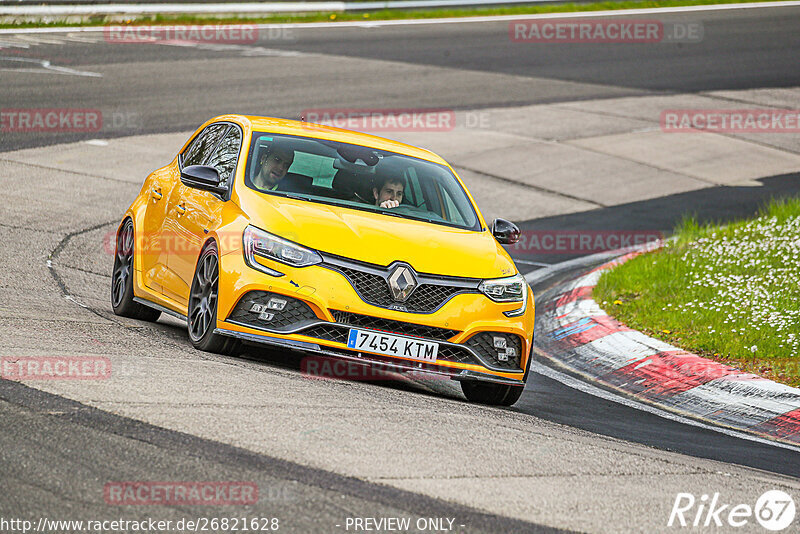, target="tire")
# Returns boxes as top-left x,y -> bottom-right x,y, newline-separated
460,381 -> 524,406
188,242 -> 240,355
111,219 -> 162,322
